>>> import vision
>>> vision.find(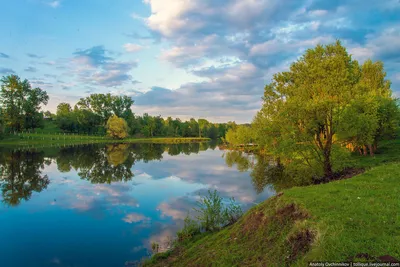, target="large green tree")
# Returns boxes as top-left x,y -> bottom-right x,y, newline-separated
76,93 -> 134,125
253,41 -> 398,179
0,75 -> 48,132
